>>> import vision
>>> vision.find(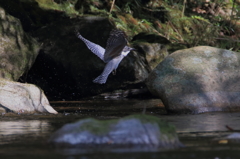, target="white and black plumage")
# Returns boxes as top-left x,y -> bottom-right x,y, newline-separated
75,29 -> 134,84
